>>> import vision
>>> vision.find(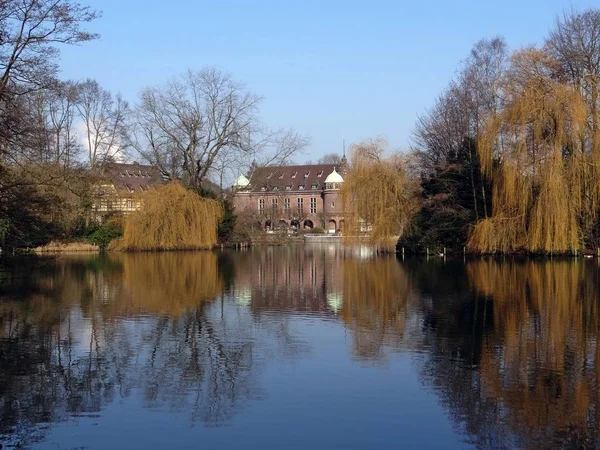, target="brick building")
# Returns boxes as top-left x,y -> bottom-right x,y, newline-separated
231,159 -> 347,233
